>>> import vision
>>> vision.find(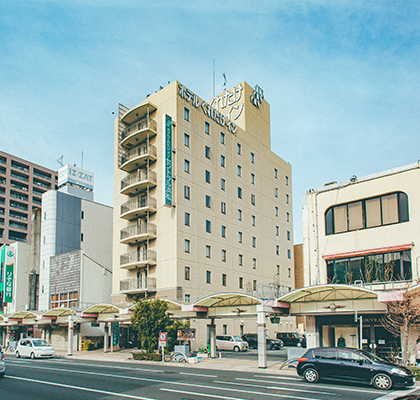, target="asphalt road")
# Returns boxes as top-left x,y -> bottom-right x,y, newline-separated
2,354 -> 420,400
